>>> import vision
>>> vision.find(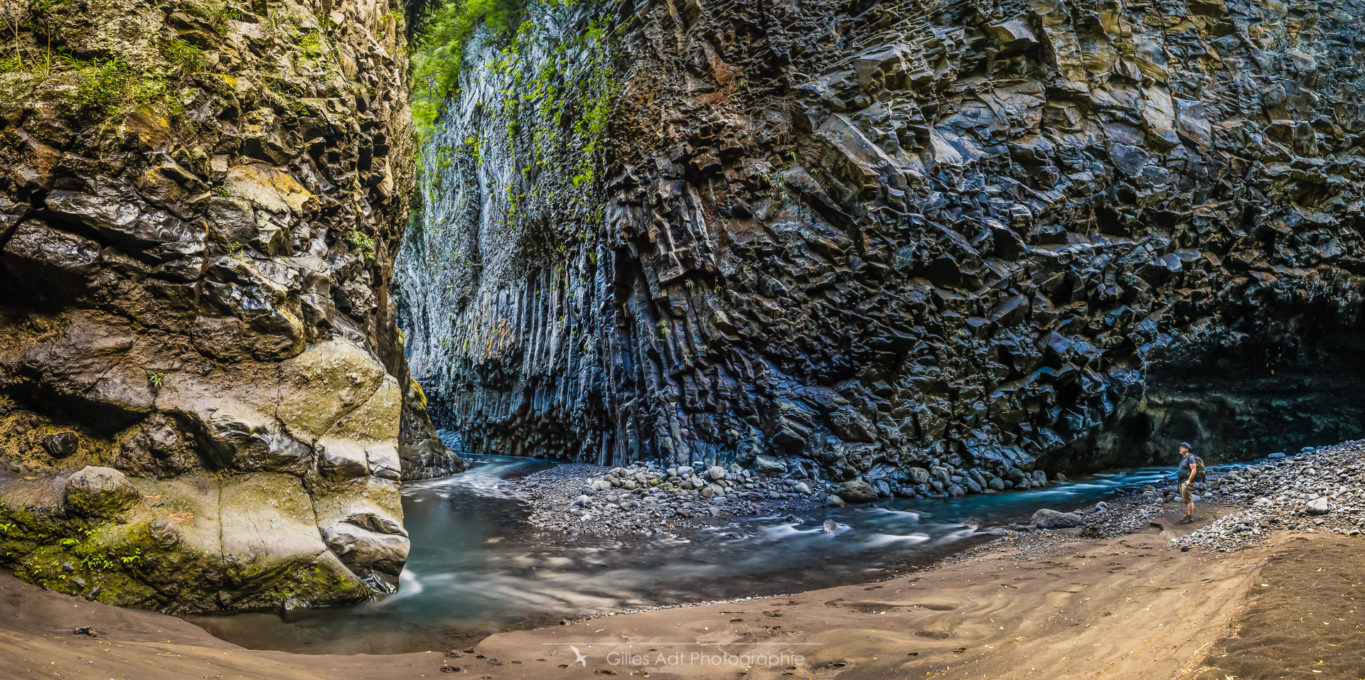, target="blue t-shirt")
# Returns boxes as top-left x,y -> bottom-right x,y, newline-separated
1178,454 -> 1198,482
